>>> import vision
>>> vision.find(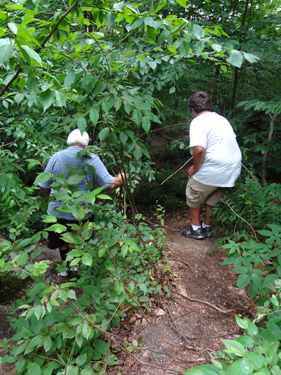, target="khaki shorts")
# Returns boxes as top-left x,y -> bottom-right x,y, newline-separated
186,177 -> 225,208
